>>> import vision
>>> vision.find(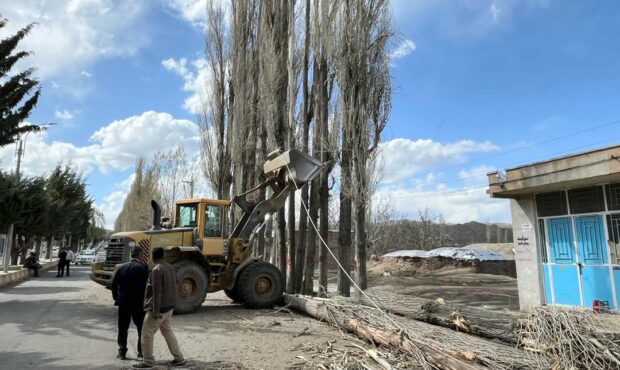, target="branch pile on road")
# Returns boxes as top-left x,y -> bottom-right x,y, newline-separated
284,294 -> 548,370
518,306 -> 620,369
285,291 -> 620,370
290,339 -> 421,369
